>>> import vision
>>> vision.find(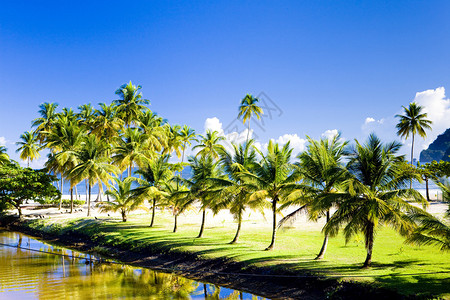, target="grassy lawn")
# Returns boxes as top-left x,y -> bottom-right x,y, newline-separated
26,209 -> 450,298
